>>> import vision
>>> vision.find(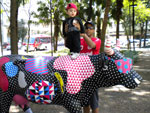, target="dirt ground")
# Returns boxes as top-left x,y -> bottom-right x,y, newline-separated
9,51 -> 150,113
